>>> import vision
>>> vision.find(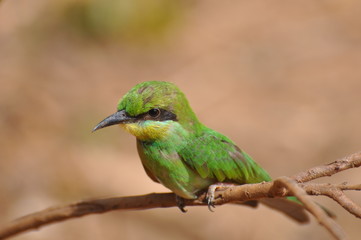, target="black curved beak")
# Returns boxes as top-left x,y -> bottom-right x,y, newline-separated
92,110 -> 135,132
